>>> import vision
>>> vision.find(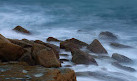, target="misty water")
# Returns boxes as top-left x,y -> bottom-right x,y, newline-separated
0,0 -> 137,81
